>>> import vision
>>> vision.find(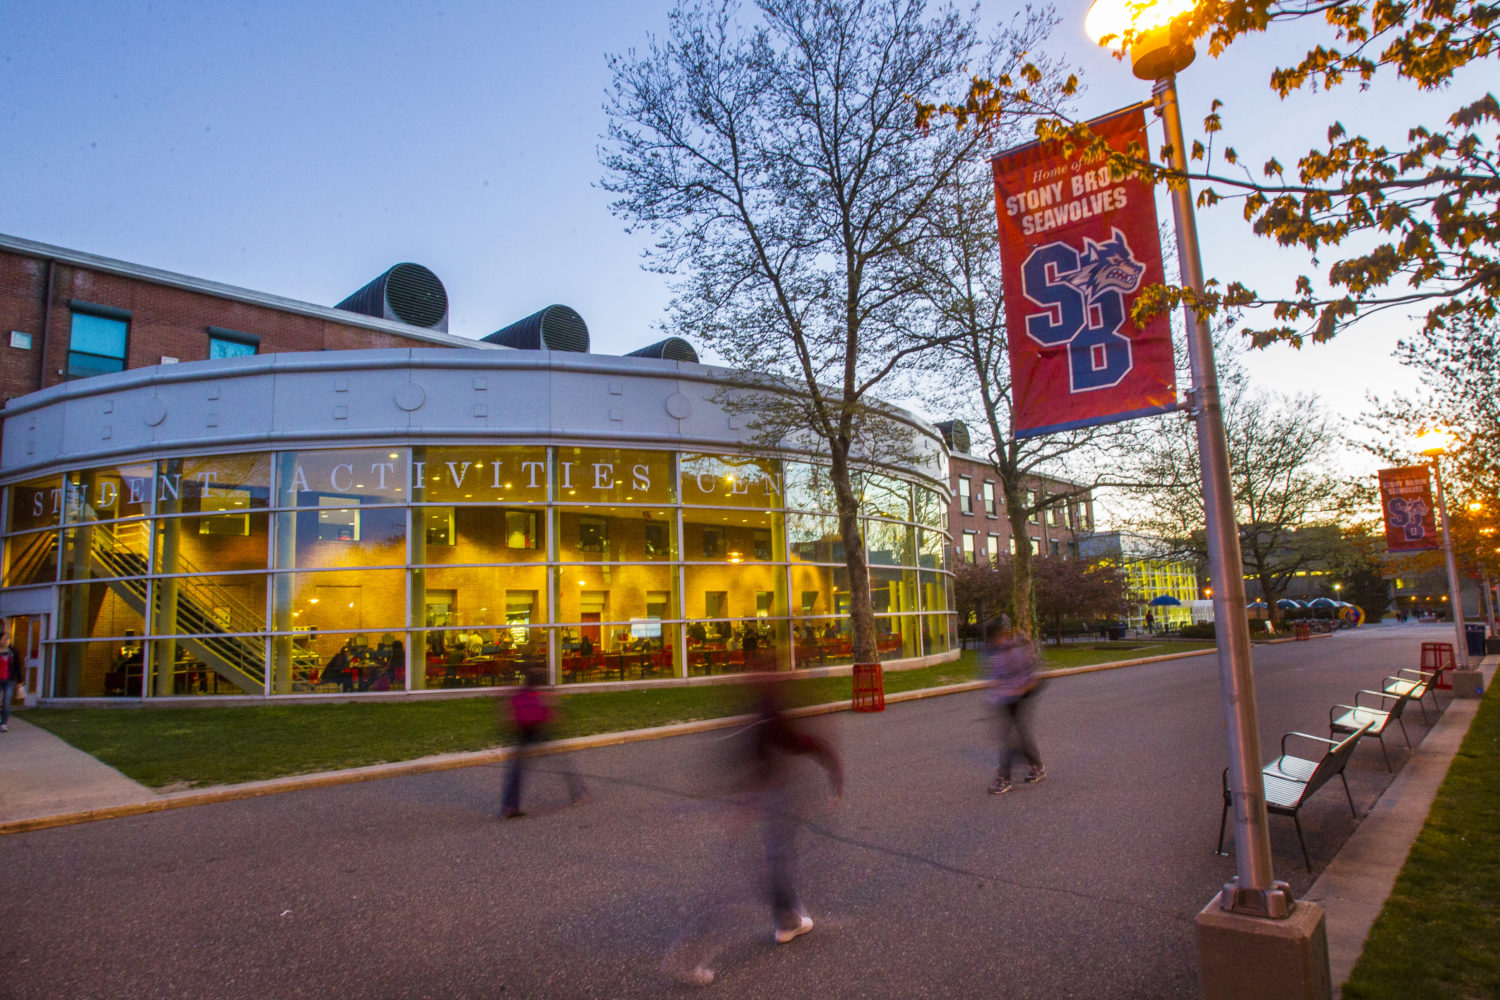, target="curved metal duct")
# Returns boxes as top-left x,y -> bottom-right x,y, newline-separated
335,263 -> 449,331
935,420 -> 971,454
483,305 -> 590,353
625,337 -> 699,363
